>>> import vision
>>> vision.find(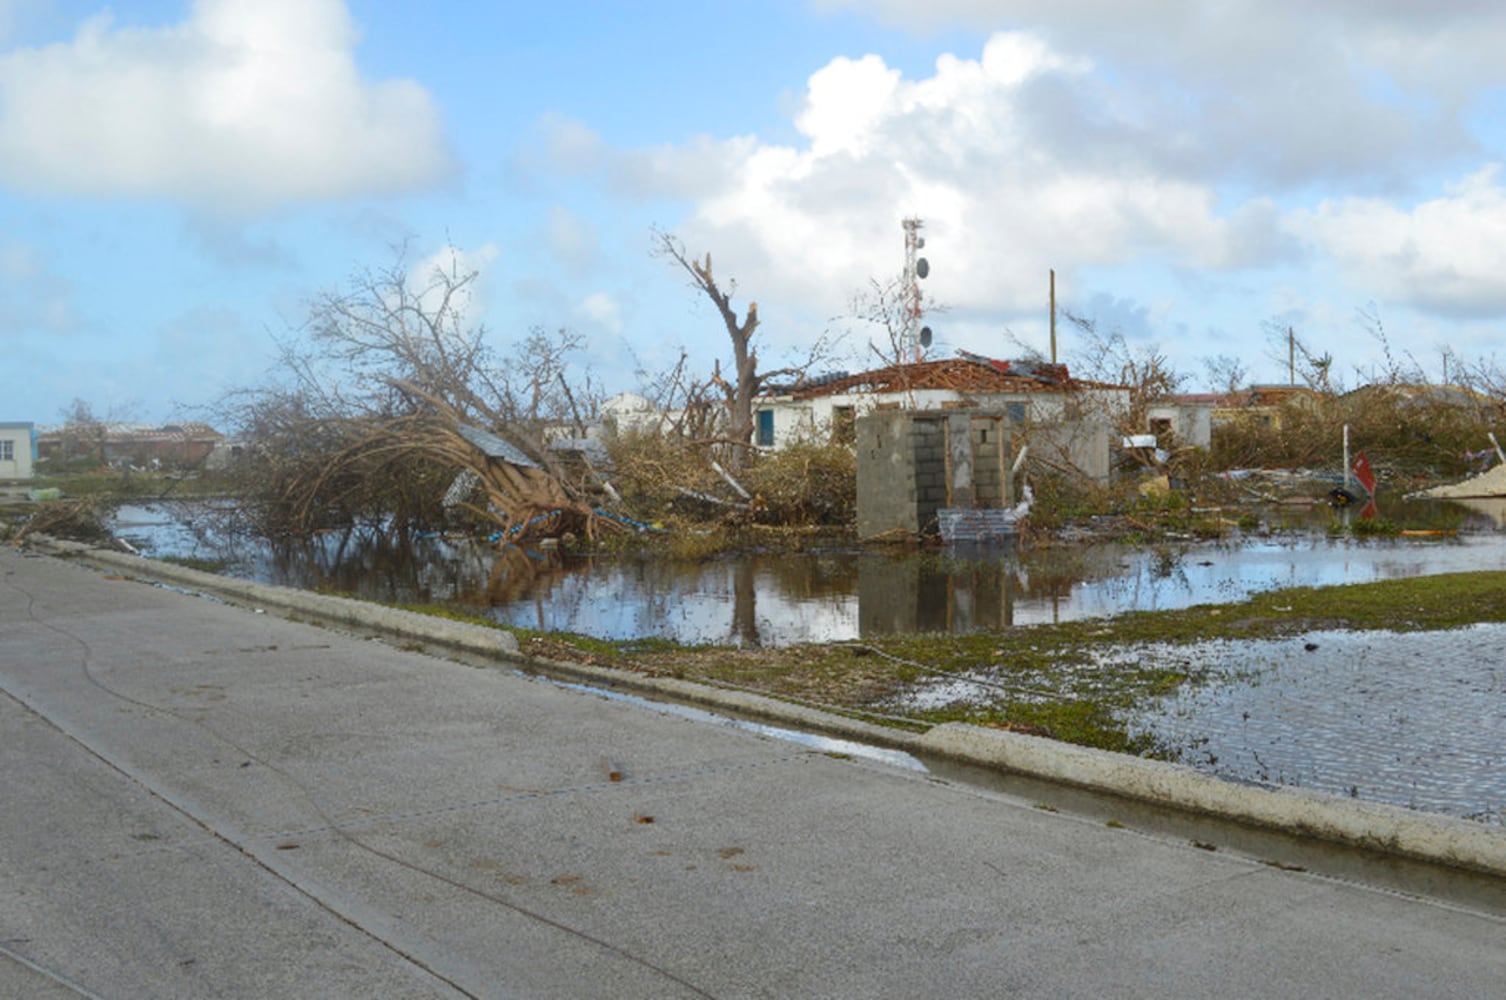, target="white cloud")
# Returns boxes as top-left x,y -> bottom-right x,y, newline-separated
816,0 -> 1502,188
537,113 -> 605,174
579,292 -> 622,333
0,0 -> 452,212
622,31 -> 1263,356
611,133 -> 761,201
818,1 -> 1506,90
408,243 -> 501,330
1299,165 -> 1506,319
796,54 -> 902,157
